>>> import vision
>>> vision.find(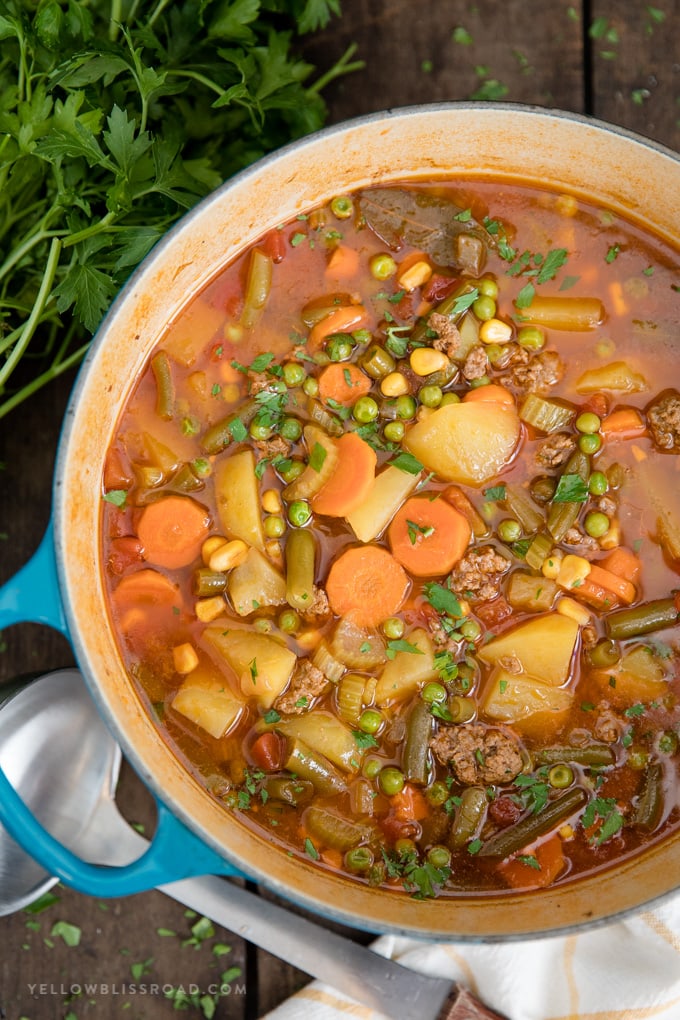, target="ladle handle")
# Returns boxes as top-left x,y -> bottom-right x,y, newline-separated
0,524 -> 68,634
0,769 -> 244,895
